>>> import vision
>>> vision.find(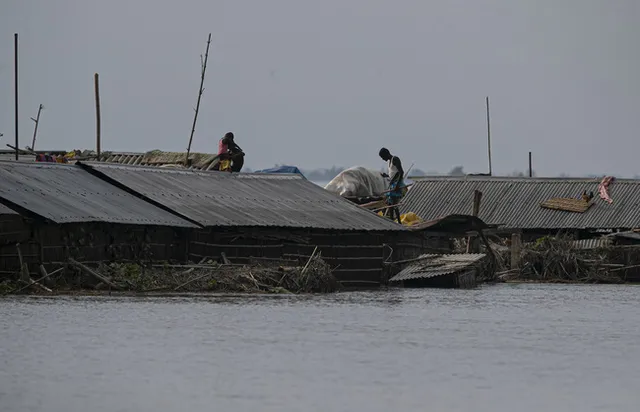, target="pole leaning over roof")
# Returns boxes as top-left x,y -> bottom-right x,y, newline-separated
185,33 -> 212,166
30,104 -> 44,150
14,33 -> 19,160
